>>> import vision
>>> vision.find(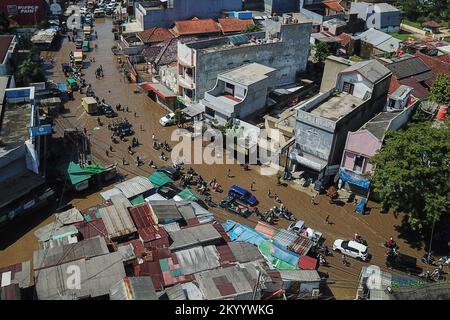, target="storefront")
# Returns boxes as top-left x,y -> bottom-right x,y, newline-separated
0,0 -> 48,26
138,82 -> 177,110
337,167 -> 371,197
